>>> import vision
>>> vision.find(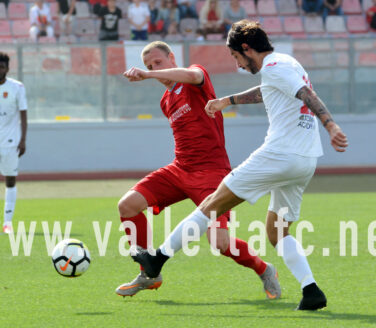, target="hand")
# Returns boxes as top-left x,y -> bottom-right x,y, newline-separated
123,67 -> 149,82
64,14 -> 70,23
205,97 -> 230,118
18,139 -> 26,157
327,123 -> 348,152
